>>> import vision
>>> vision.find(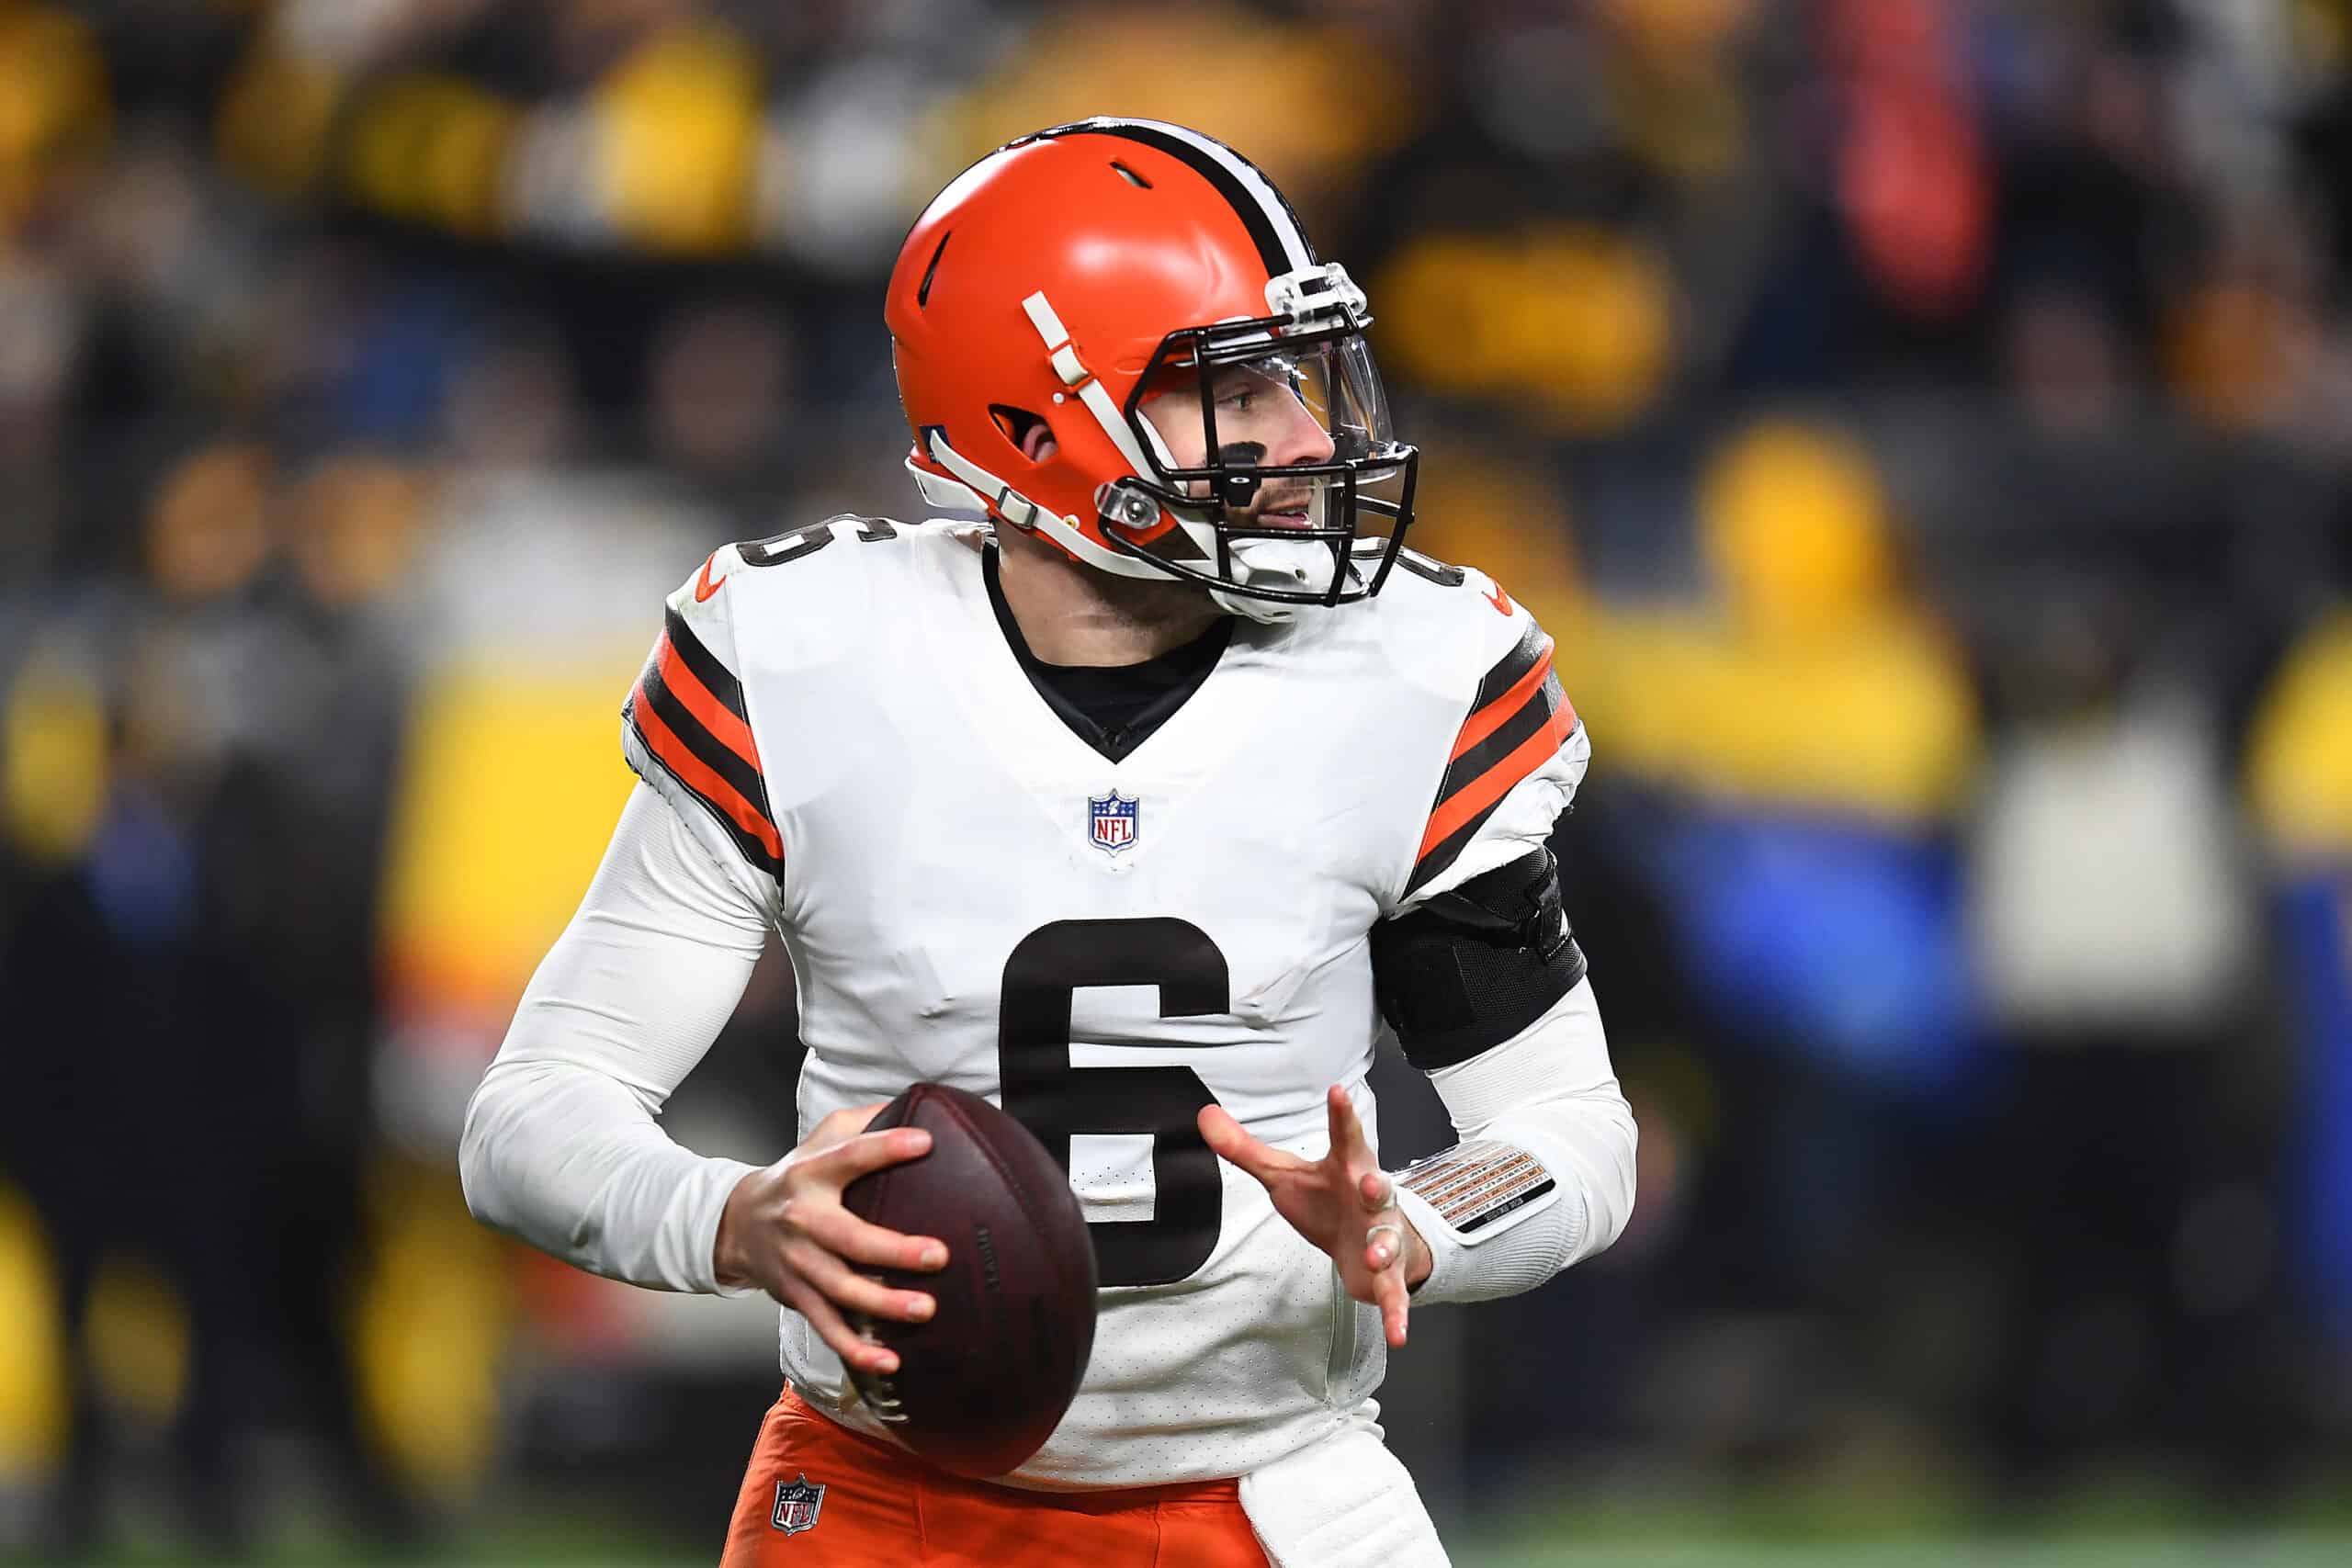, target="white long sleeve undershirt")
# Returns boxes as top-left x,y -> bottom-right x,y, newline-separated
459,784 -> 768,1294
1390,976 -> 1638,1304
